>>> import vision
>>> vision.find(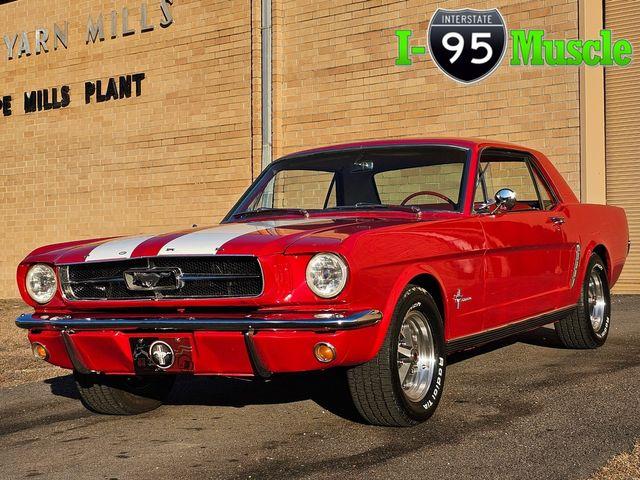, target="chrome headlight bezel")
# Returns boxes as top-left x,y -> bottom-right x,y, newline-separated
305,253 -> 349,299
25,264 -> 58,304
